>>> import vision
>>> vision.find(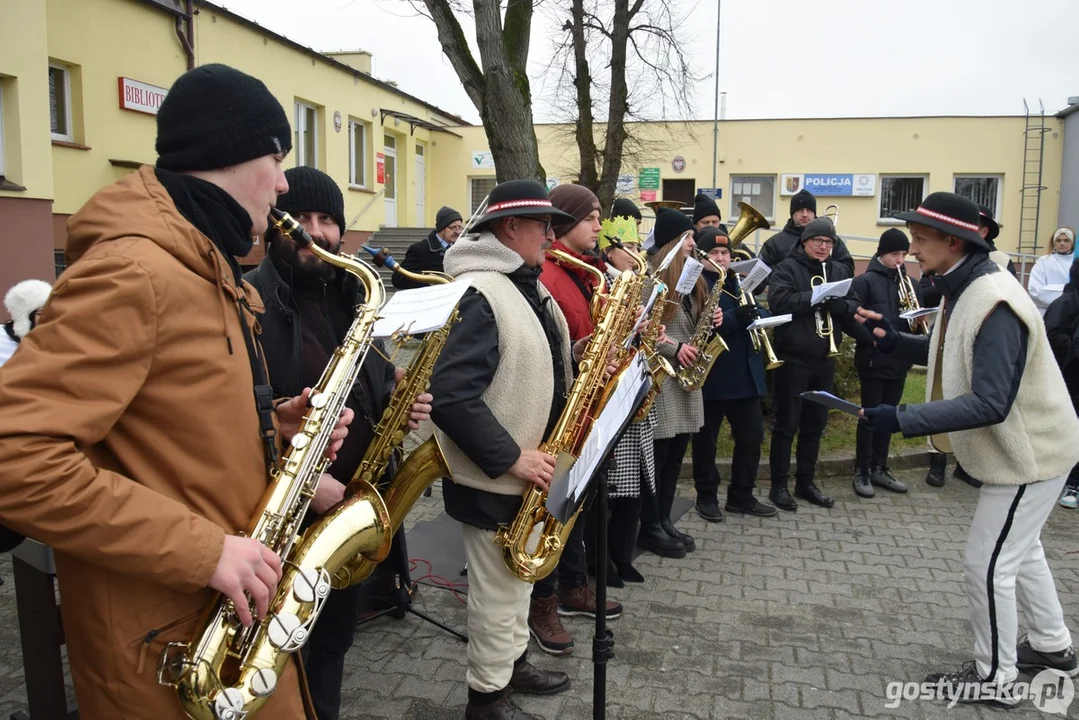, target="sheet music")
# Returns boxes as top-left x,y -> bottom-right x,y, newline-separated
748,314 -> 792,330
372,279 -> 473,339
899,307 -> 939,321
656,236 -> 688,272
800,390 -> 862,417
675,258 -> 704,294
624,282 -> 664,349
738,259 -> 772,295
810,278 -> 852,306
545,354 -> 653,522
